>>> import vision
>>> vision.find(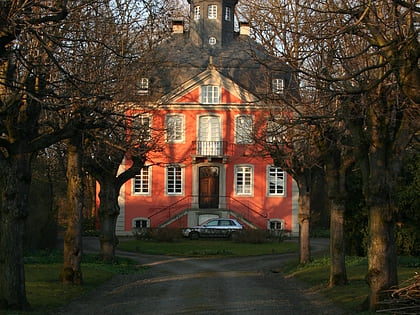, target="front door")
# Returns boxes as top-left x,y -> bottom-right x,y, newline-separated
199,166 -> 219,208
